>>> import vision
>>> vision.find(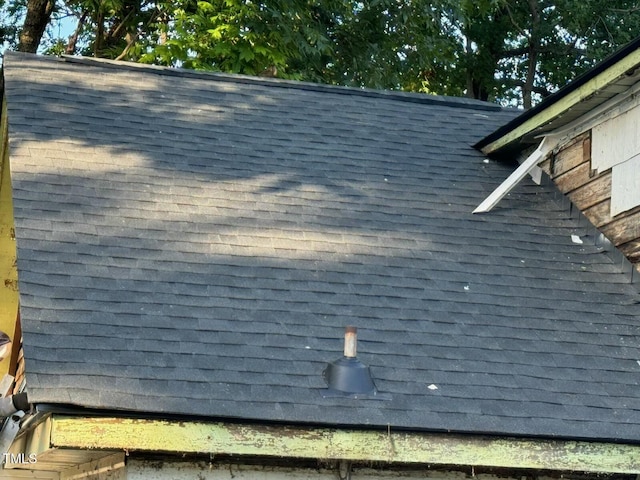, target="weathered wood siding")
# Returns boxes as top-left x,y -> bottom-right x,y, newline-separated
540,132 -> 640,269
